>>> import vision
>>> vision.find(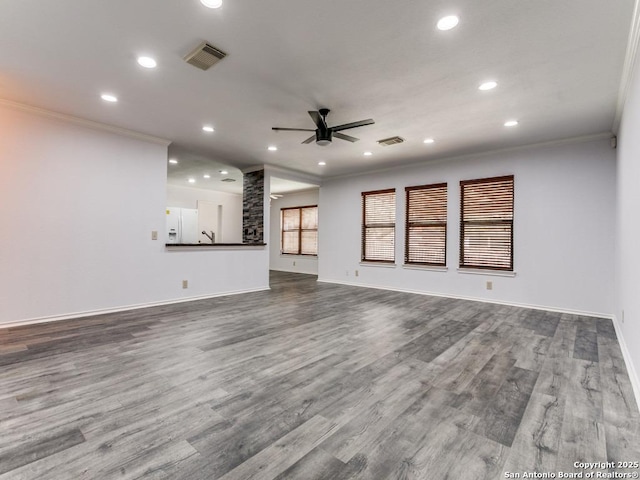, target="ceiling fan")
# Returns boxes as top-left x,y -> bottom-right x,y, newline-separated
272,108 -> 374,146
